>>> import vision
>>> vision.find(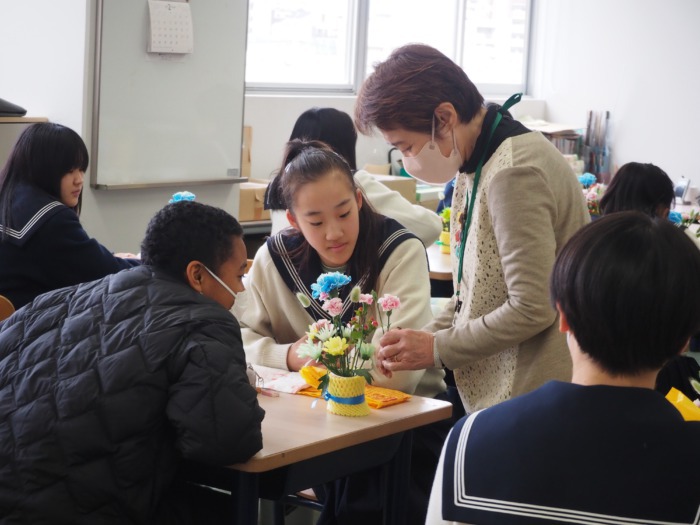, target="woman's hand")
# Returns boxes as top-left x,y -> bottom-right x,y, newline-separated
377,328 -> 435,377
286,335 -> 323,372
115,252 -> 139,259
